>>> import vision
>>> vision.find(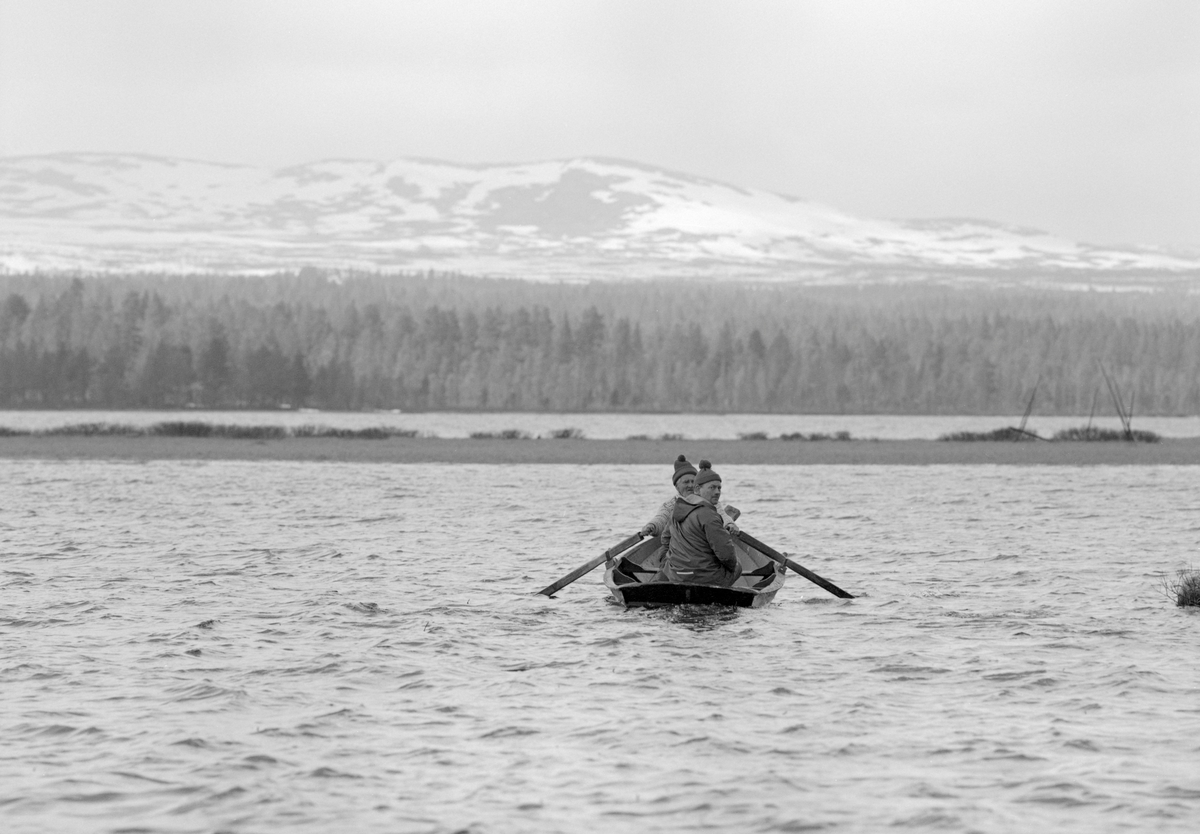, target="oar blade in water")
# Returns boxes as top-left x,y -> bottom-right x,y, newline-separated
737,531 -> 854,599
538,532 -> 643,597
